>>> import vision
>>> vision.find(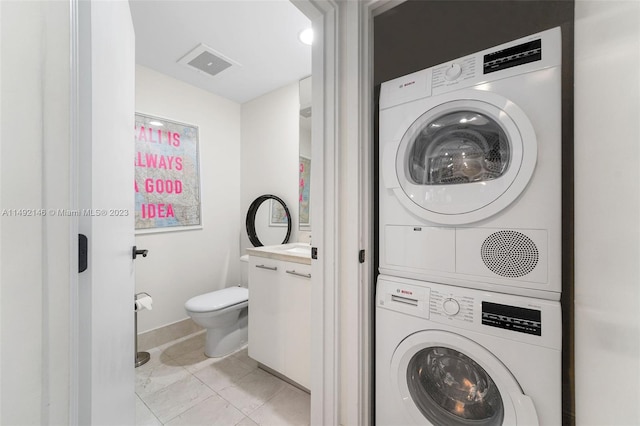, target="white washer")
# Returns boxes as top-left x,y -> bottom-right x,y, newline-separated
375,275 -> 561,426
379,27 -> 562,300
